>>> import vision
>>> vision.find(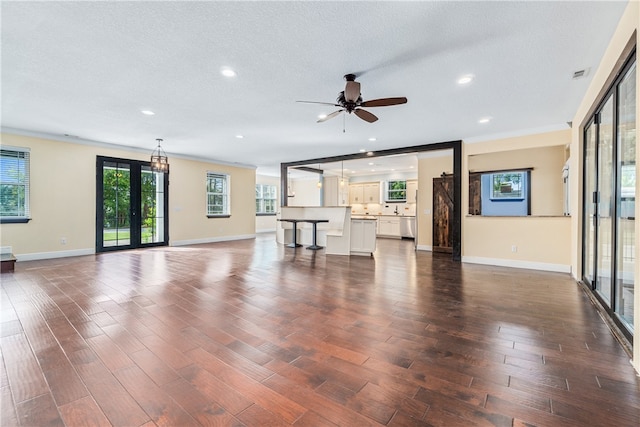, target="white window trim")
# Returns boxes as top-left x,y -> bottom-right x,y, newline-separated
256,184 -> 277,215
206,172 -> 231,217
0,145 -> 31,223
